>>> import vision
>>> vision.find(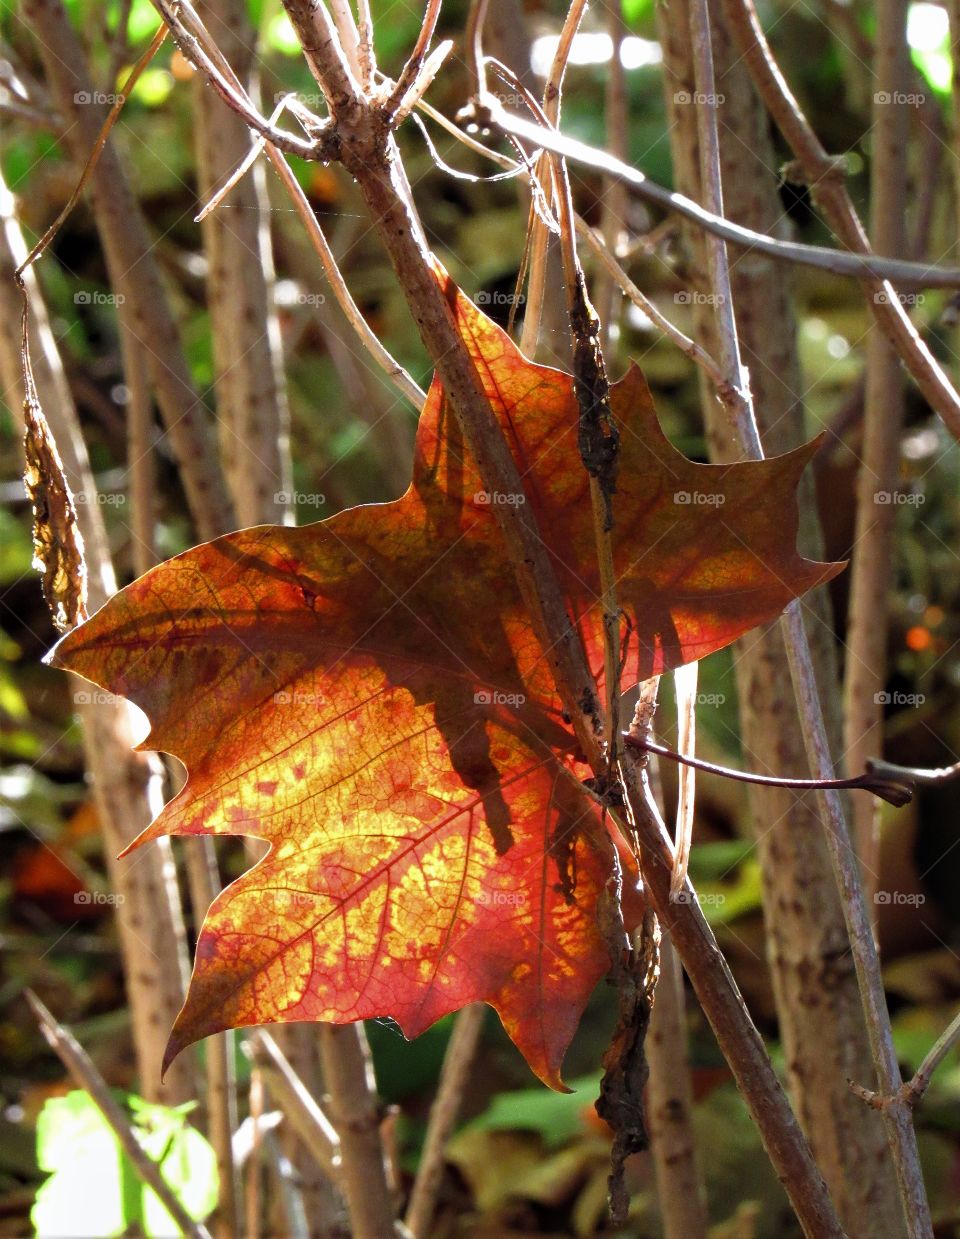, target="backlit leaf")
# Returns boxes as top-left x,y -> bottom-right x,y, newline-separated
51,276 -> 840,1087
